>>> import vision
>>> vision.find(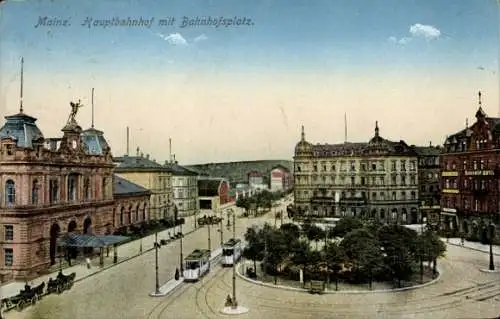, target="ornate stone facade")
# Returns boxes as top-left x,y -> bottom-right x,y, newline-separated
293,123 -> 420,224
0,104 -> 115,280
440,92 -> 500,239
